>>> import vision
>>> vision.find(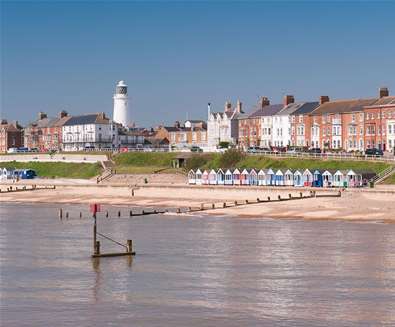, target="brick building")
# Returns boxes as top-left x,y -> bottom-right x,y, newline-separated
0,120 -> 23,153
